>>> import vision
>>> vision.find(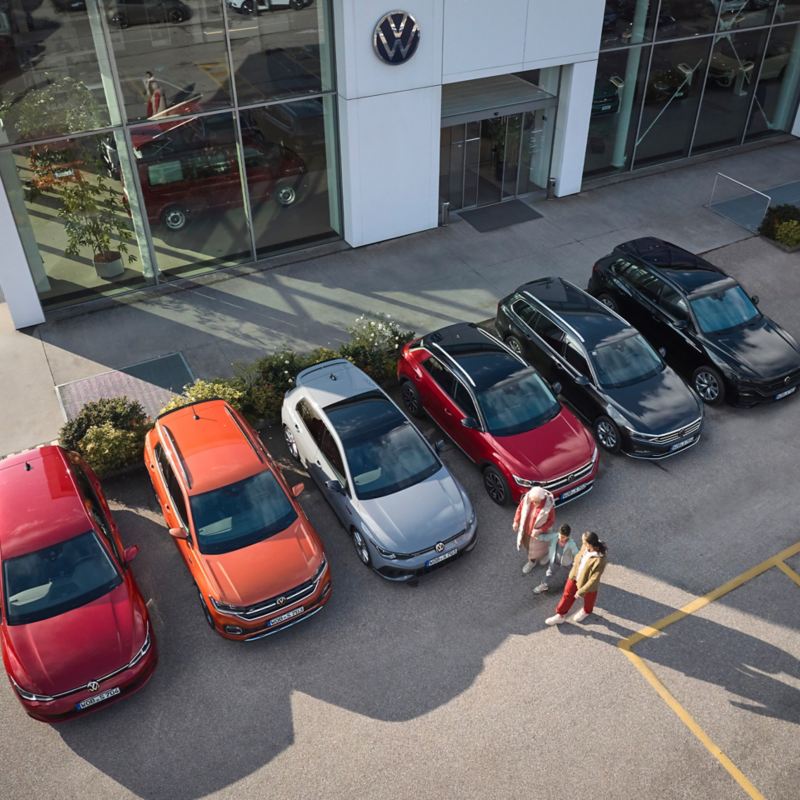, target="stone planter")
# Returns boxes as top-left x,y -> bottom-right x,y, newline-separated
760,235 -> 800,254
93,250 -> 125,279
